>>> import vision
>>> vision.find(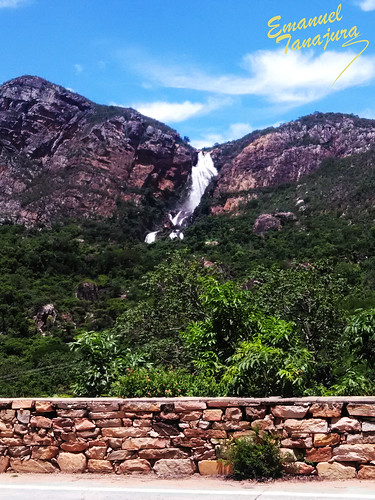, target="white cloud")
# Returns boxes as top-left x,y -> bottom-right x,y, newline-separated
191,123 -> 253,149
113,96 -> 230,123
358,0 -> 375,11
74,64 -> 83,75
135,49 -> 375,106
0,0 -> 27,6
